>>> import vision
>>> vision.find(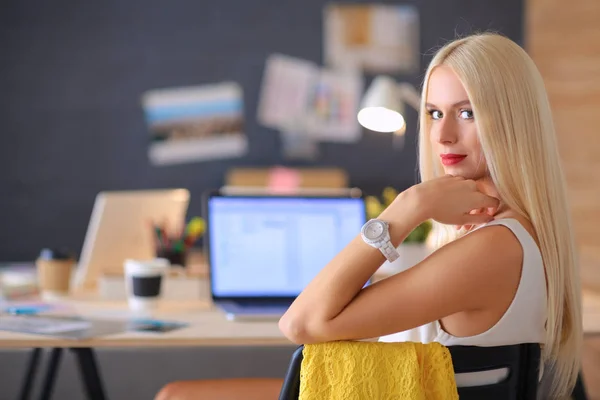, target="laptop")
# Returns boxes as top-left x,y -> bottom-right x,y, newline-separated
203,189 -> 367,321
